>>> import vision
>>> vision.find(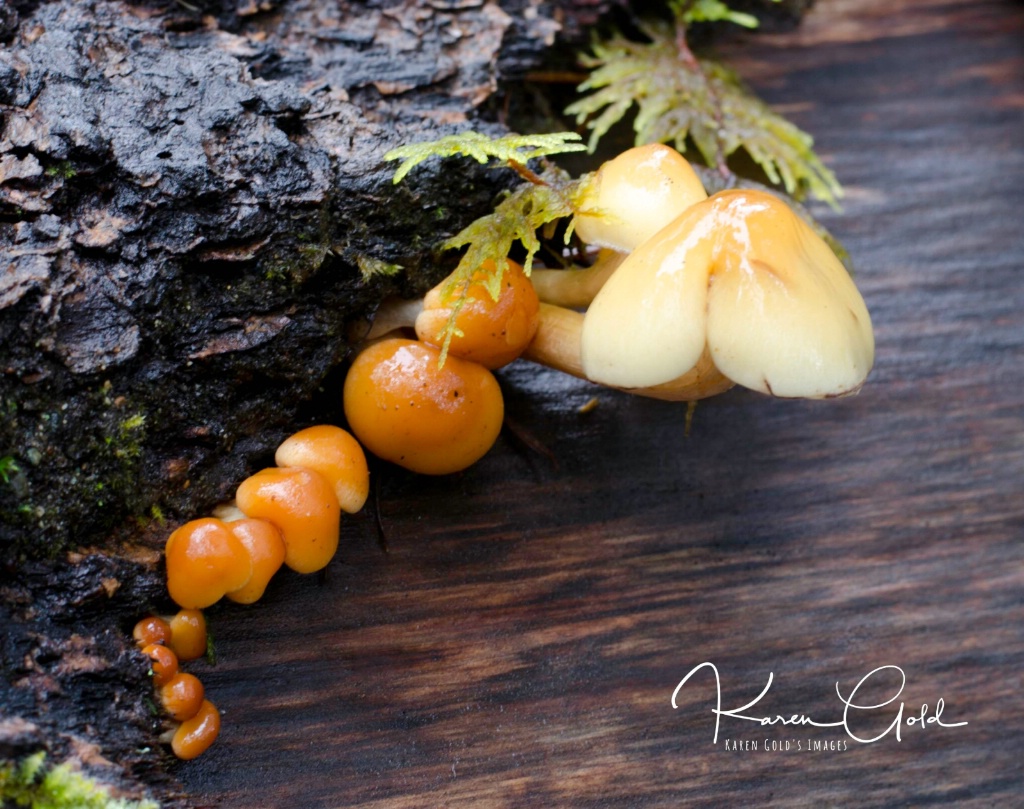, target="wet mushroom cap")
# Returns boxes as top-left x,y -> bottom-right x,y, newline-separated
571,143 -> 708,252
343,338 -> 504,475
142,643 -> 179,687
171,699 -> 221,760
132,616 -> 171,648
224,518 -> 287,605
274,425 -> 370,515
167,608 -> 207,662
581,189 -> 874,398
414,258 -> 540,370
164,519 -> 253,610
159,671 -> 205,722
235,466 -> 341,574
